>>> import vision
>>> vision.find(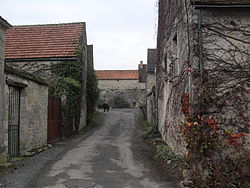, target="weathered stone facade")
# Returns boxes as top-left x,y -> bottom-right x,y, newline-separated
0,17 -> 11,163
5,66 -> 49,155
98,79 -> 146,108
6,61 -> 60,85
146,49 -> 157,129
156,0 -> 191,155
79,35 -> 88,130
156,0 -> 250,155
